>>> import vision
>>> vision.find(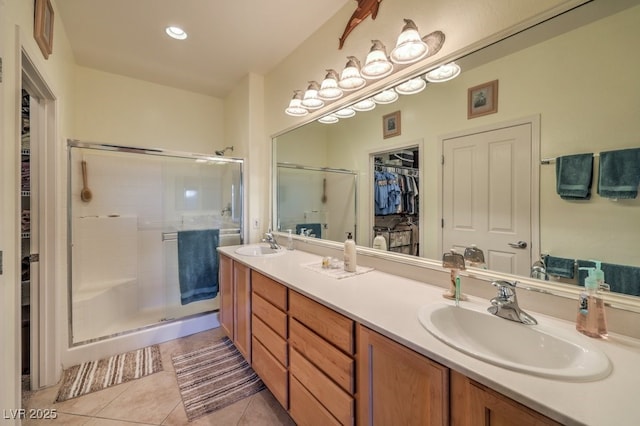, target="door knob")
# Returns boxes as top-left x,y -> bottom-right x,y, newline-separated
508,241 -> 527,249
